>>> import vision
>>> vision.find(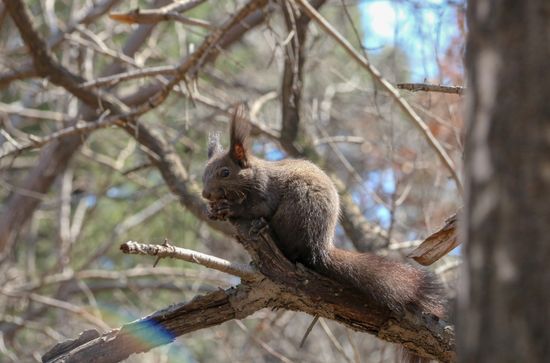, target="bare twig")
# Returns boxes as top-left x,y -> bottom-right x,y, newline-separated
235,320 -> 295,363
0,62 -> 37,89
120,240 -> 259,280
109,0 -> 207,24
0,289 -> 110,331
397,83 -> 465,95
48,0 -> 124,48
319,318 -> 353,363
0,102 -> 68,122
13,266 -> 222,292
110,8 -> 212,29
0,112 -> 117,160
299,315 -> 319,348
79,65 -> 178,89
313,135 -> 364,145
